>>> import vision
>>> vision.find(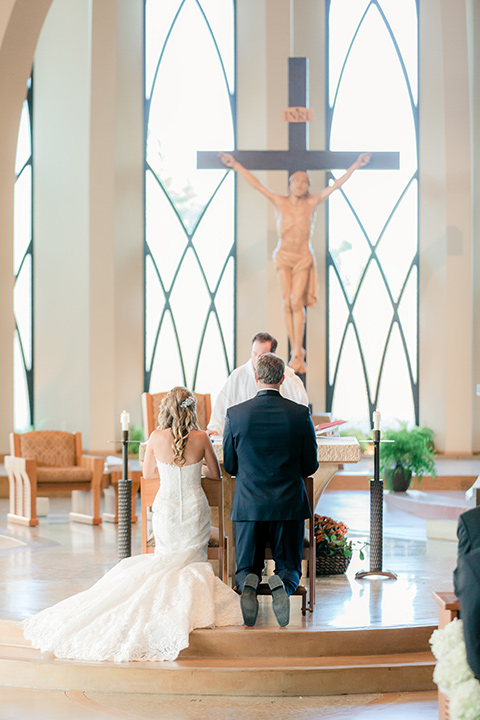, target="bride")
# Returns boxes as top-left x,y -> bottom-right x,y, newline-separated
22,387 -> 243,662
